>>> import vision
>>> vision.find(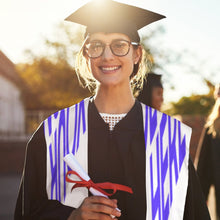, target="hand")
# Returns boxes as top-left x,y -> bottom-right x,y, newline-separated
68,196 -> 121,220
